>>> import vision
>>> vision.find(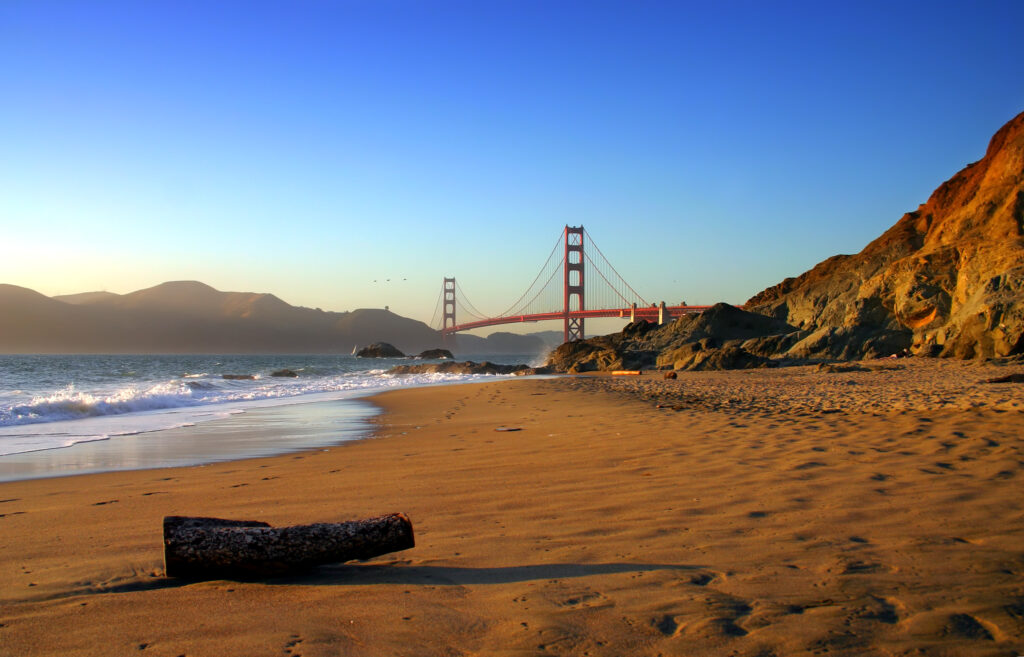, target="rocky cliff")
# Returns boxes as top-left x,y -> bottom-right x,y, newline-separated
747,110 -> 1024,359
